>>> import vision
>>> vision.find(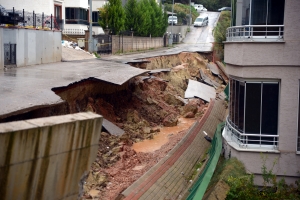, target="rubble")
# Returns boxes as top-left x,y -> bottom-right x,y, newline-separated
78,52 -> 226,199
